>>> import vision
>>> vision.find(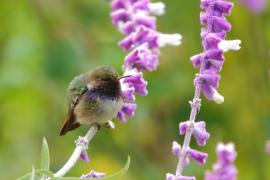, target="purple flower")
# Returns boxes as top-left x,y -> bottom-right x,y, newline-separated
170,141 -> 208,165
187,148 -> 208,165
123,69 -> 148,96
179,121 -> 210,146
172,141 -> 181,157
170,1 -> 240,179
166,173 -> 196,180
111,9 -> 130,25
239,0 -> 267,14
193,121 -> 210,146
124,43 -> 159,72
80,150 -> 89,163
117,103 -> 137,123
119,26 -> 159,51
194,71 -> 224,104
121,83 -> 136,102
81,170 -> 105,179
192,0 -> 241,103
205,142 -> 237,180
110,0 -> 181,122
